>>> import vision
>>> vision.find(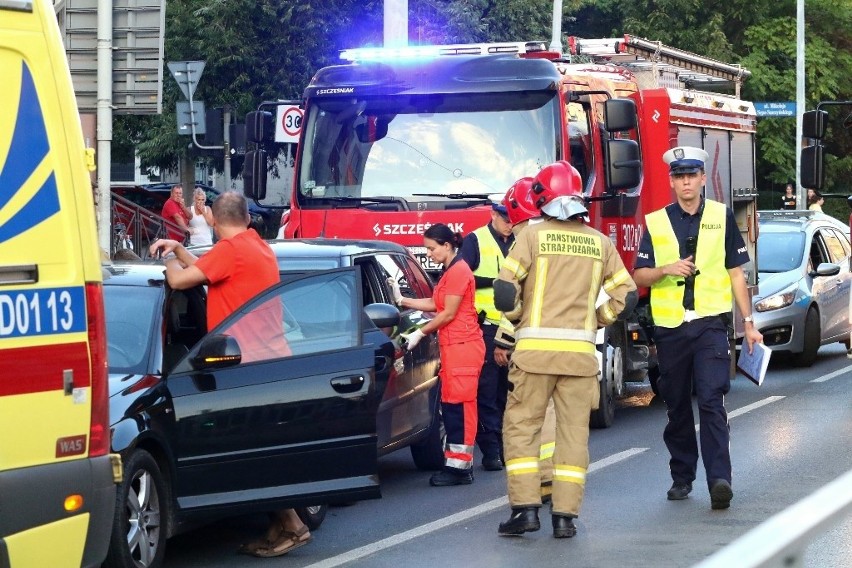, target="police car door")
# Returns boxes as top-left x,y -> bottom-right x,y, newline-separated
167,267 -> 384,506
